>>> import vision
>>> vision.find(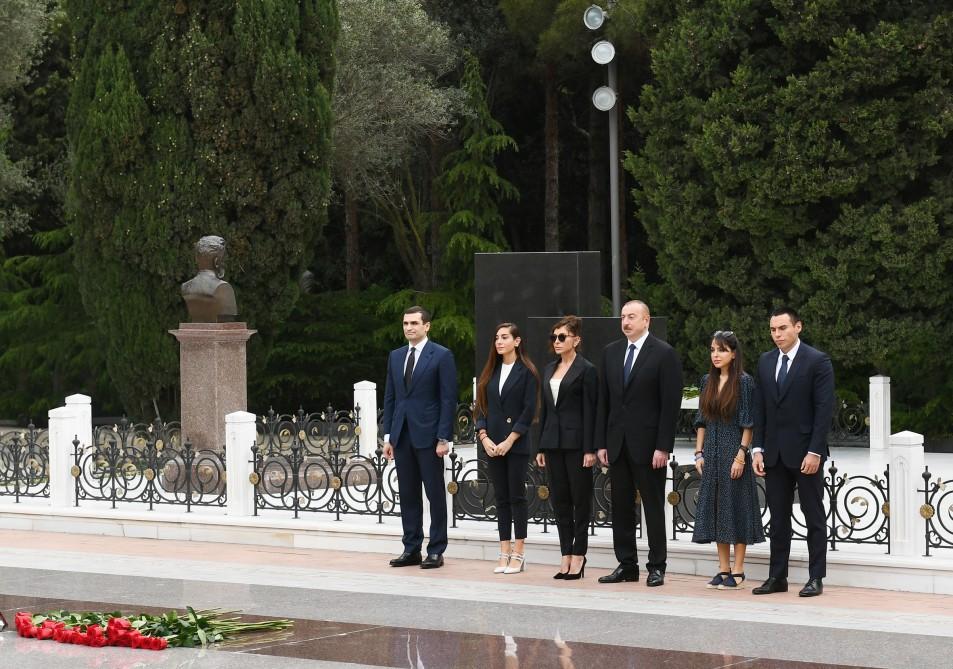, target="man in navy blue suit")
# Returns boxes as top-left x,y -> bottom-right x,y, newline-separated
751,306 -> 835,597
382,306 -> 458,569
